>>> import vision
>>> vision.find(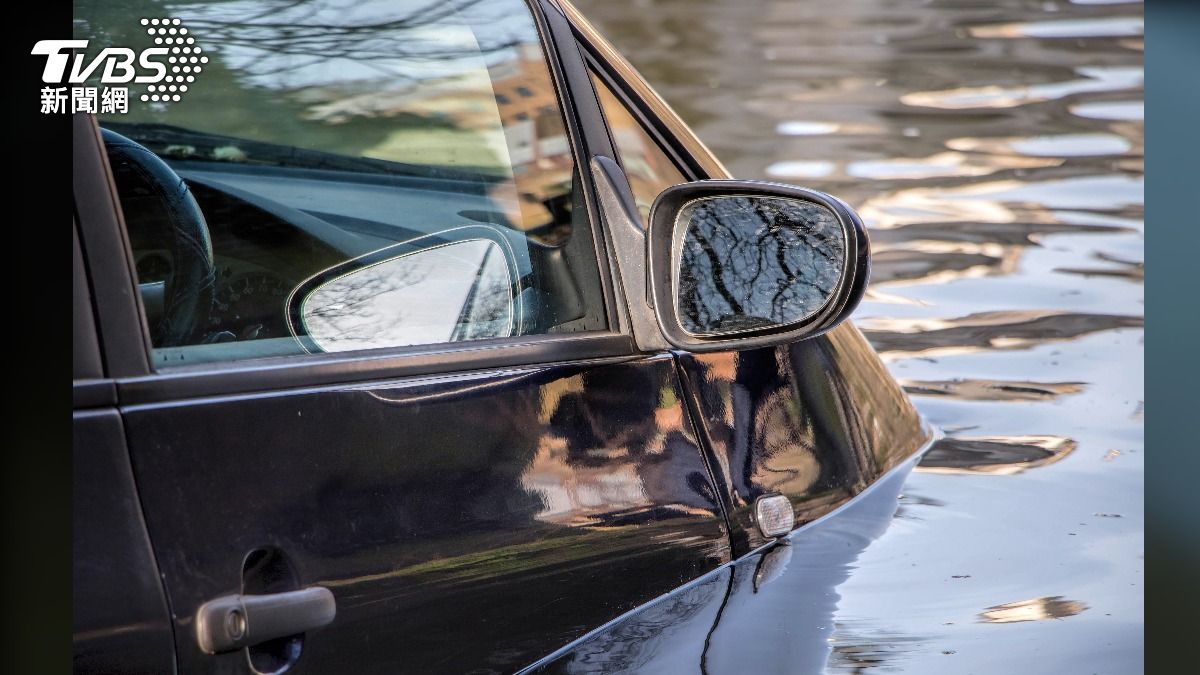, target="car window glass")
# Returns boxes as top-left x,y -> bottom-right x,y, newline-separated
76,0 -> 607,368
590,73 -> 687,223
